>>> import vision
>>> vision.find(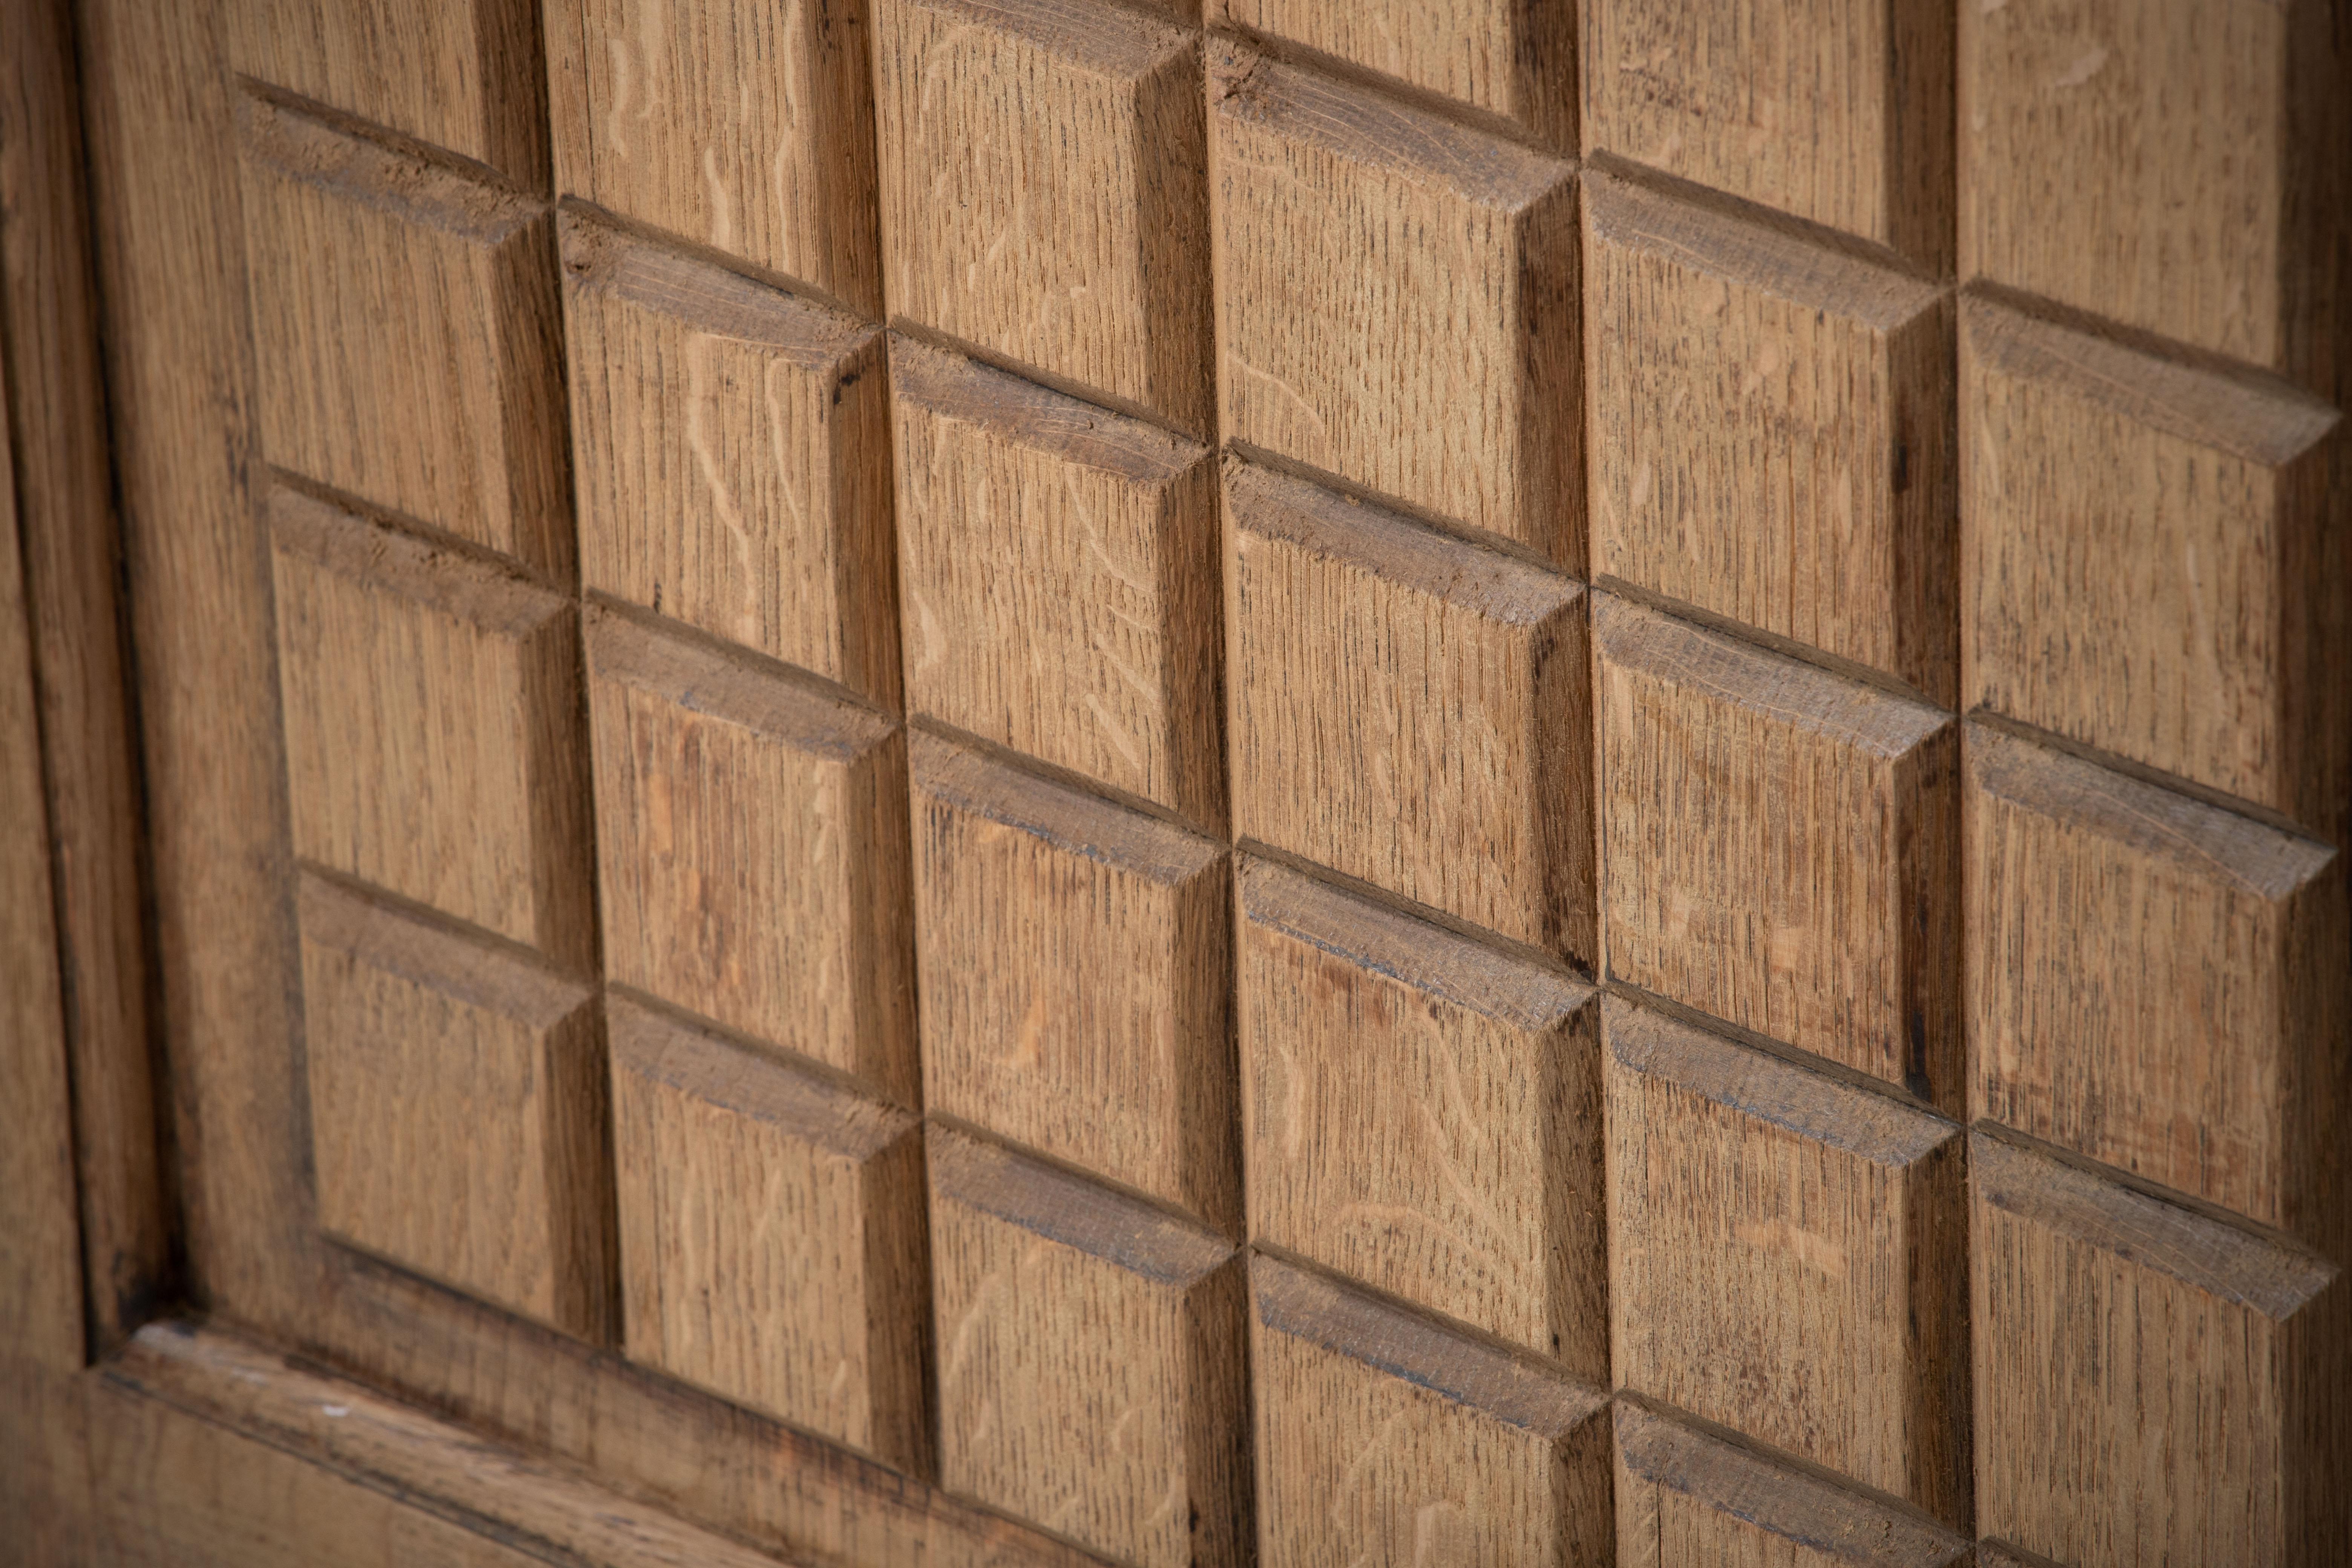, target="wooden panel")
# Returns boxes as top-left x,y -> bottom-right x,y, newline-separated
553,0 -> 881,310
296,873 -> 611,1338
586,607 -> 916,1102
929,1127 -> 1248,1568
1210,43 -> 1580,562
608,996 -> 929,1471
225,0 -> 545,180
911,733 -> 1234,1225
1971,1128 -> 2351,1565
1580,0 -> 1954,266
1594,593 -> 1960,1107
1584,166 -> 1956,703
270,487 -> 594,965
1604,997 -> 1968,1524
891,337 -> 1222,823
1239,856 -> 1605,1377
1613,1402 -> 1971,1568
1250,1254 -> 1611,1566
1960,290 -> 2346,836
562,214 -> 899,703
874,0 -> 1211,430
1209,0 -> 1575,148
237,94 -> 569,571
1227,460 -> 1591,961
1969,721 -> 2347,1246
